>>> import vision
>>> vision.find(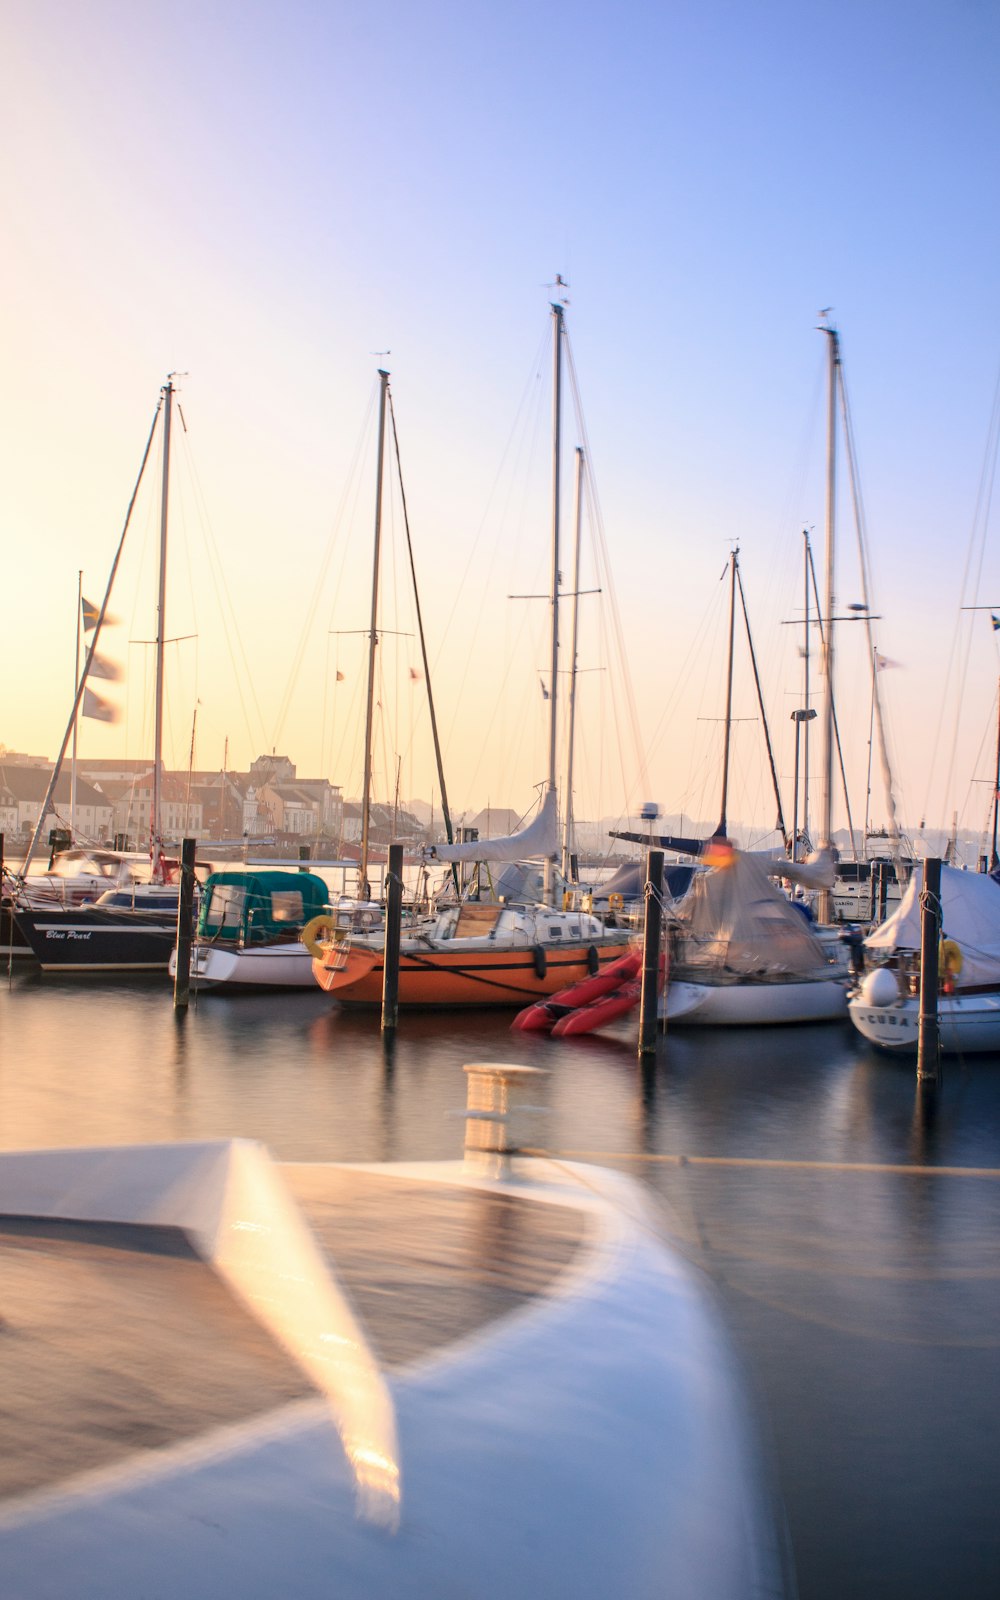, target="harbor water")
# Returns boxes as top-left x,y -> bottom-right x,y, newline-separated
2,970 -> 999,1599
